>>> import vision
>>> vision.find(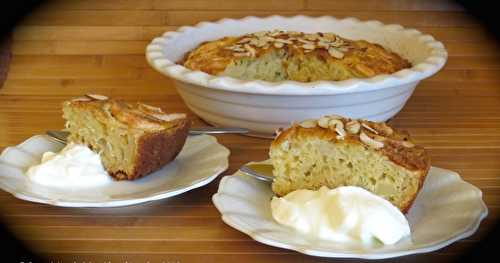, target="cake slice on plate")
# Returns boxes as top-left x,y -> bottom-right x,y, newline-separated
269,115 -> 430,212
62,94 -> 190,180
